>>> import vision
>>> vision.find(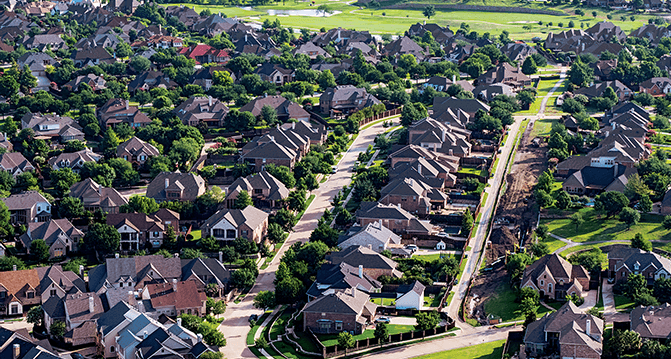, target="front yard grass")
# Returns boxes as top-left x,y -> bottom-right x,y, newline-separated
530,117 -> 559,139
247,311 -> 272,346
270,309 -> 294,341
413,339 -> 506,359
483,281 -> 555,322
370,297 -> 396,306
317,324 -> 415,347
541,208 -> 669,243
614,295 -> 635,311
458,167 -> 488,177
